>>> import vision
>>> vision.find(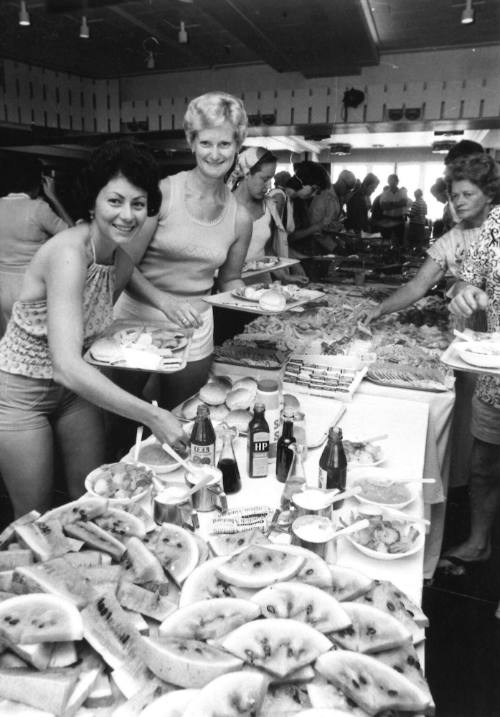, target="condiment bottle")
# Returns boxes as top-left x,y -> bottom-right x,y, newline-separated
318,427 -> 347,500
293,411 -> 308,459
247,403 -> 270,478
276,408 -> 296,483
190,404 -> 216,466
255,379 -> 280,460
280,443 -> 307,513
217,426 -> 241,494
